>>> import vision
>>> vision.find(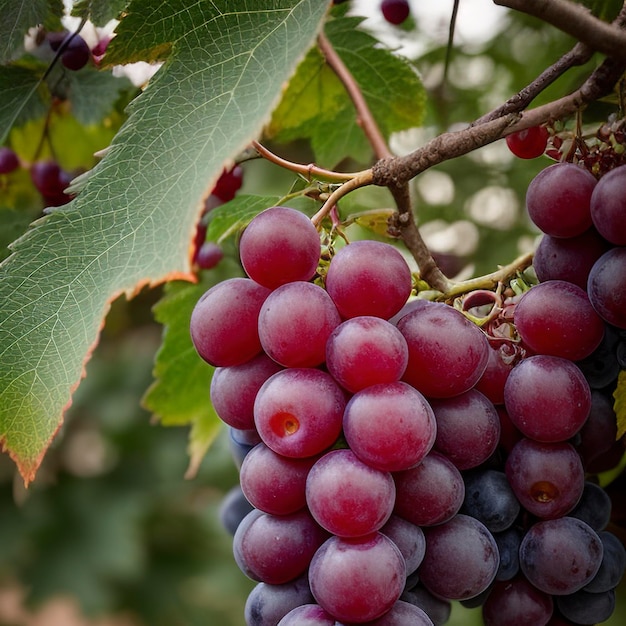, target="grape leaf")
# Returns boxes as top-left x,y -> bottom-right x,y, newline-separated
71,0 -> 128,26
206,194 -> 281,243
267,13 -> 426,167
0,0 -> 64,63
0,0 -> 329,485
615,370 -> 626,441
0,65 -> 49,143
